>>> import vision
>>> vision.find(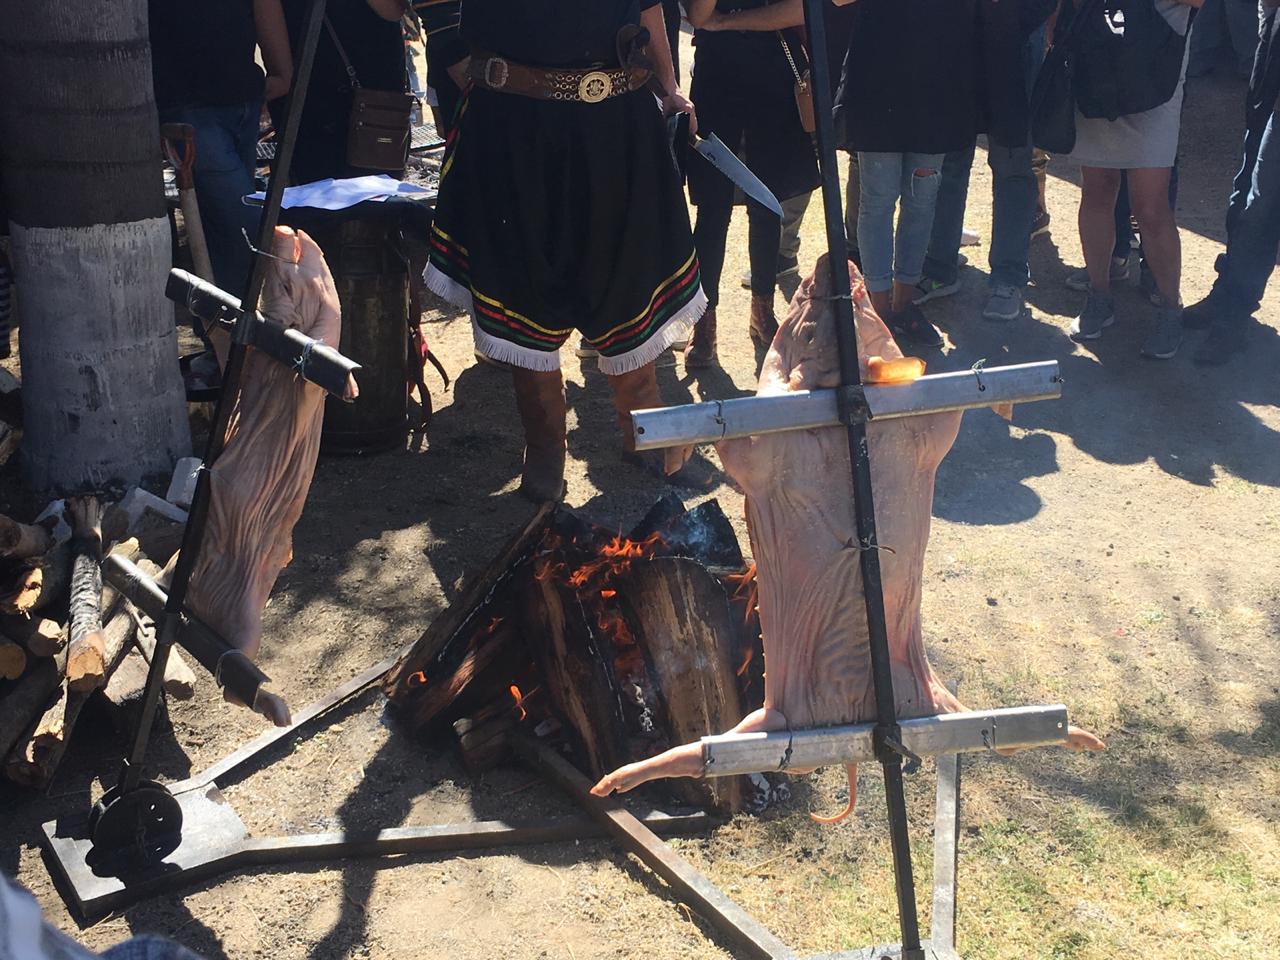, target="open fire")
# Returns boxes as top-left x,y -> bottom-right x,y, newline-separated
383,495 -> 764,811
